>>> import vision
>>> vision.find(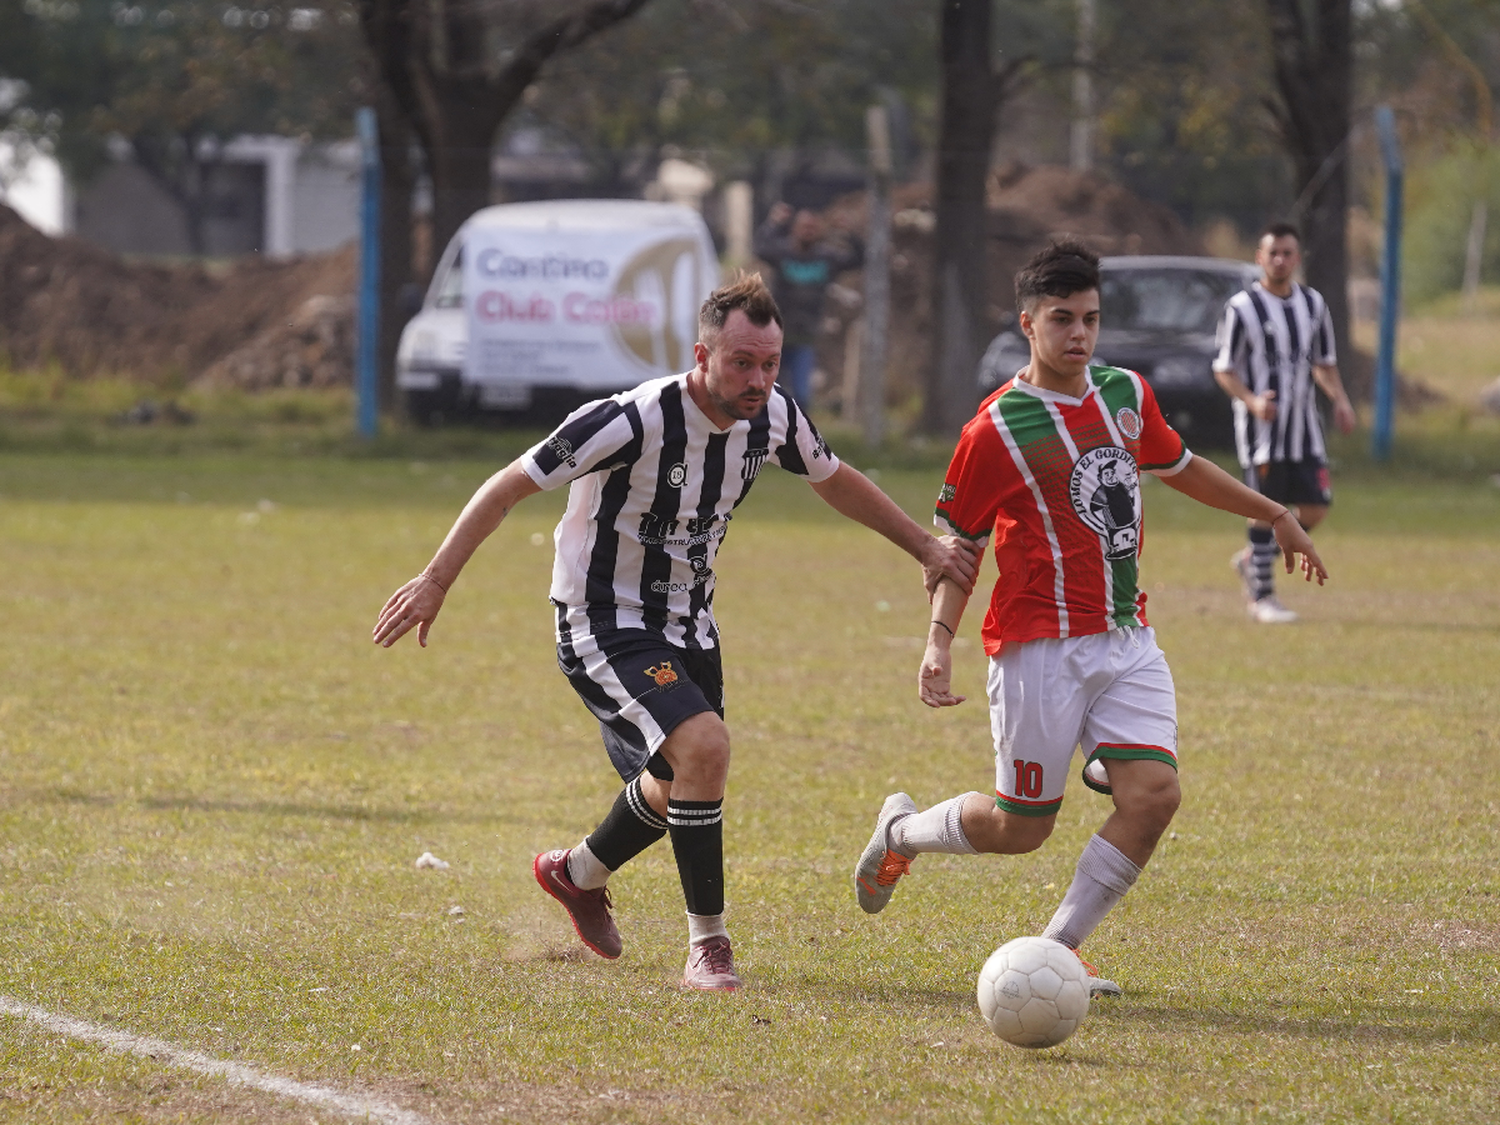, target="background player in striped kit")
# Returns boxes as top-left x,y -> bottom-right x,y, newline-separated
853,241 -> 1329,994
374,274 -> 980,991
1213,222 -> 1356,624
